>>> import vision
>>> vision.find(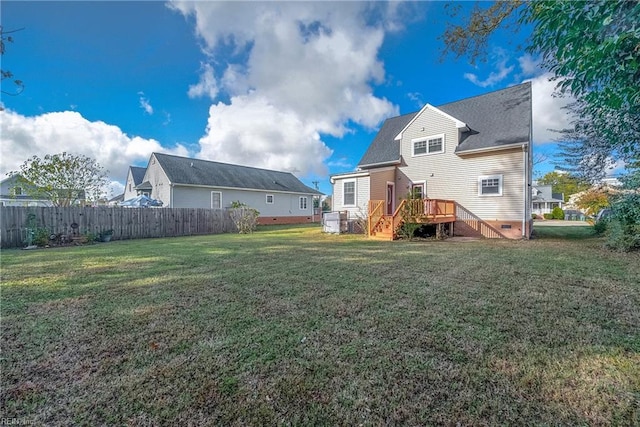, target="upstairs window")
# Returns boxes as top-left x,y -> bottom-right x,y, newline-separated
412,134 -> 445,156
478,175 -> 503,196
343,181 -> 355,206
